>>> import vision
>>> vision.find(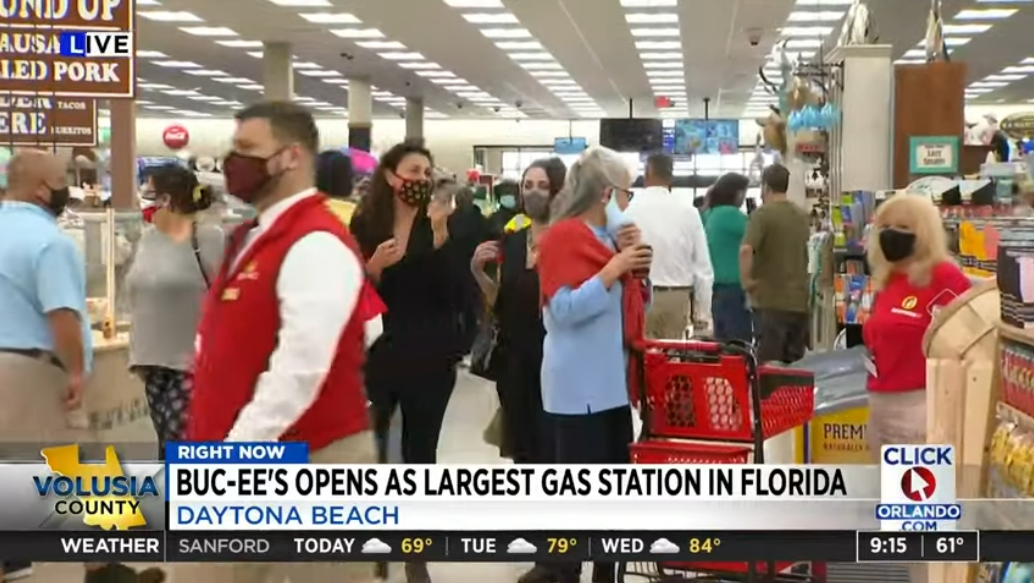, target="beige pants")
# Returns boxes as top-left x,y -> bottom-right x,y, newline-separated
646,288 -> 691,339
0,353 -> 94,445
867,390 -> 927,583
172,431 -> 378,583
